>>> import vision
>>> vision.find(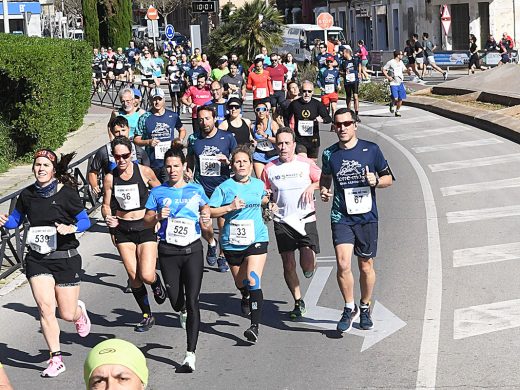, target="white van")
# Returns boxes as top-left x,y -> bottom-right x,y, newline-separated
277,24 -> 346,64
